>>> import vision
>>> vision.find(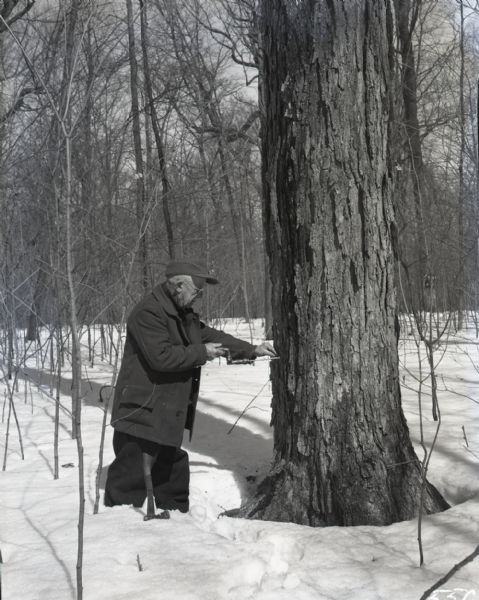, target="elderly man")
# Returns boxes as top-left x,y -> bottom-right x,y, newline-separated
104,260 -> 275,518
